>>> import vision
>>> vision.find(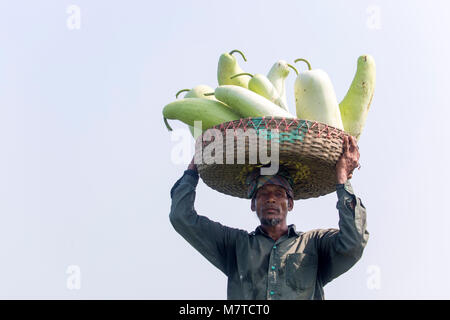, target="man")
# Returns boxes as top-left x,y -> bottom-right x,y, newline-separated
169,135 -> 369,300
